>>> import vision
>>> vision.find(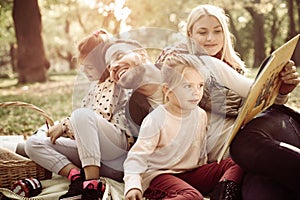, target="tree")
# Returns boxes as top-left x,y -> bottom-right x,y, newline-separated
12,0 -> 49,83
245,2 -> 266,68
287,0 -> 300,64
54,18 -> 76,70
